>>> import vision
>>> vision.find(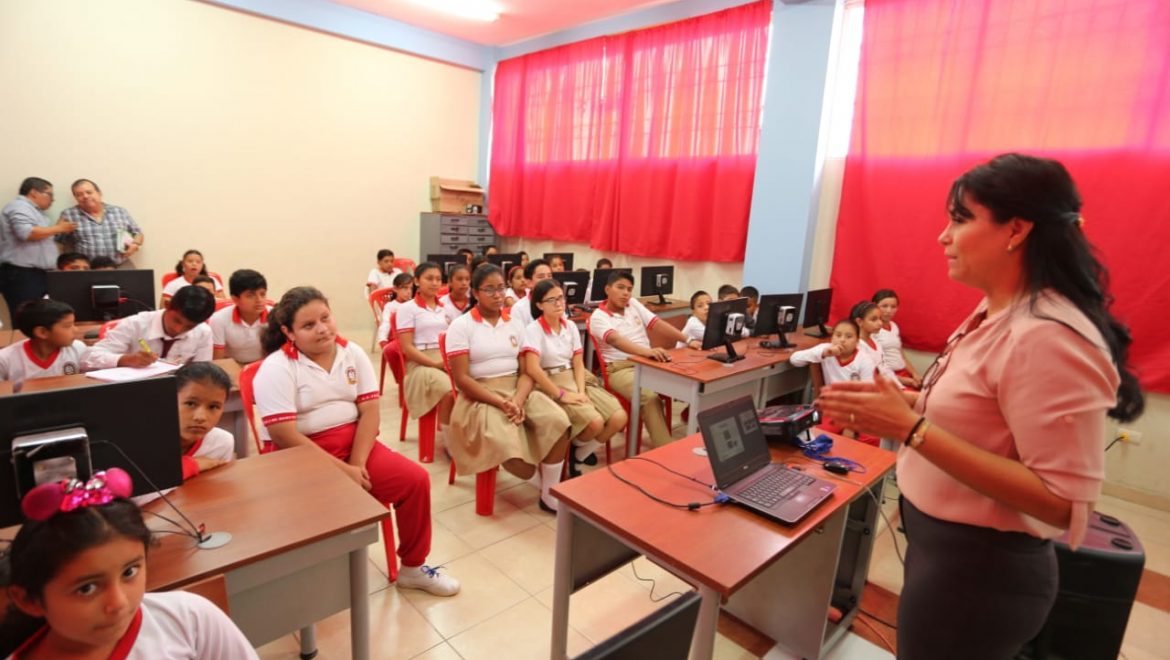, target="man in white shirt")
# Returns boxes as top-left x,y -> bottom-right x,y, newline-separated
84,285 -> 216,370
